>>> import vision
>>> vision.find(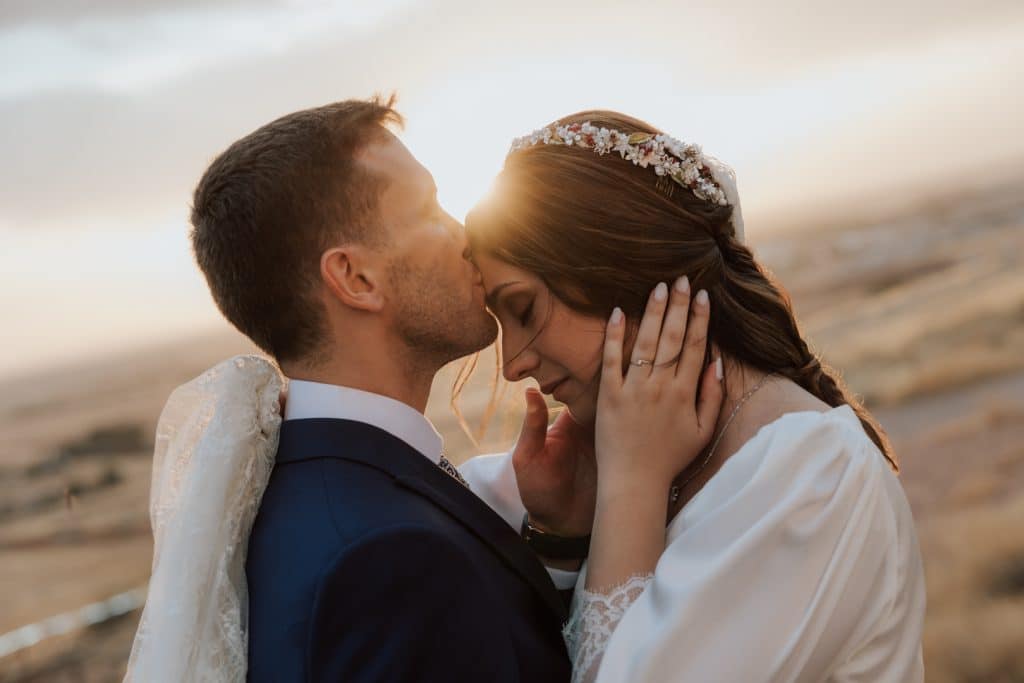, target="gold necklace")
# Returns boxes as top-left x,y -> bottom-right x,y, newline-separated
669,372 -> 775,505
